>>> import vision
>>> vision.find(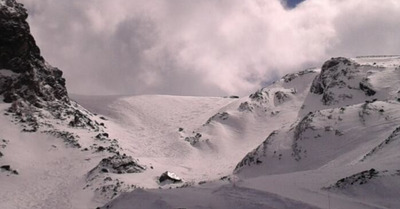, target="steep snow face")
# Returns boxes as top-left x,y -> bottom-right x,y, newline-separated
236,56 -> 400,177
235,100 -> 400,176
